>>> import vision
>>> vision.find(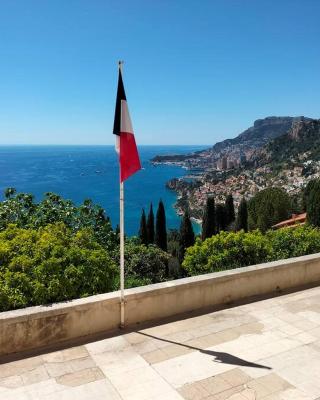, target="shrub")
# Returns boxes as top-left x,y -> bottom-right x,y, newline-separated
115,241 -> 169,285
266,225 -> 320,260
0,190 -> 117,251
182,225 -> 320,276
182,230 -> 270,275
0,223 -> 117,311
